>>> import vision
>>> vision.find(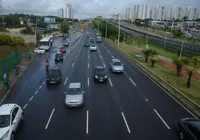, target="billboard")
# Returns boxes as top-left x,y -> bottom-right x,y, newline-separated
44,17 -> 56,23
